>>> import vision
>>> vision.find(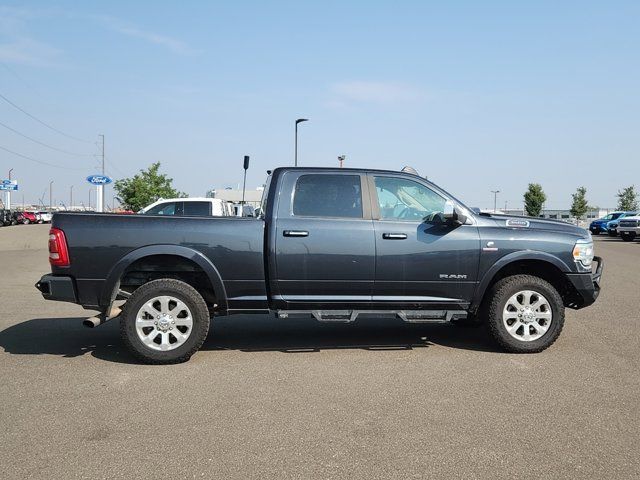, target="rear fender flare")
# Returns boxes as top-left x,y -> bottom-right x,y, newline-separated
100,245 -> 227,311
471,251 -> 571,311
